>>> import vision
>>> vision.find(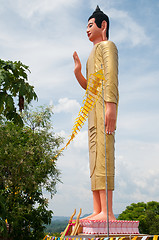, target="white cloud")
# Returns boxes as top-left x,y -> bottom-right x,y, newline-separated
50,182 -> 92,216
89,0 -> 121,10
55,130 -> 67,139
114,140 -> 159,213
117,111 -> 159,139
51,139 -> 91,216
54,97 -> 81,114
73,130 -> 88,150
121,70 -> 159,93
109,9 -> 150,46
7,0 -> 80,20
